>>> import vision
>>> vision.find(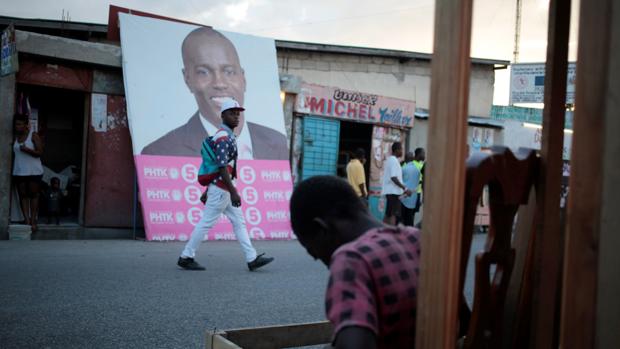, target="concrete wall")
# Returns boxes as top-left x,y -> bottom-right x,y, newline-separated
0,74 -> 16,239
501,119 -> 572,160
409,118 -> 503,156
277,51 -> 495,117
410,118 -> 429,152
